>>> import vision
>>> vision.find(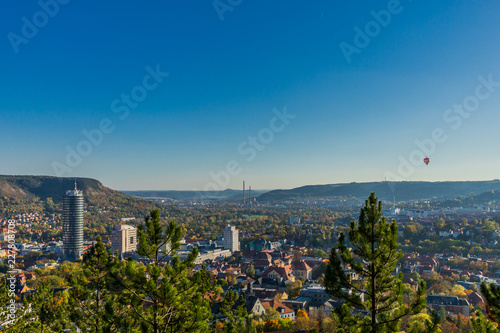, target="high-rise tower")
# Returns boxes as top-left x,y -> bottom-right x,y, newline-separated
111,225 -> 137,257
243,181 -> 246,205
63,182 -> 84,261
224,224 -> 240,253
